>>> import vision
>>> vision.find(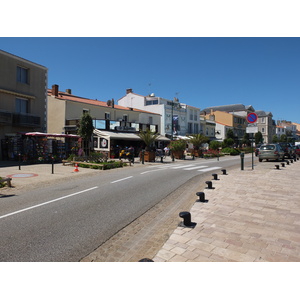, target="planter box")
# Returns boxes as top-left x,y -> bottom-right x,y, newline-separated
140,151 -> 155,162
172,150 -> 184,159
